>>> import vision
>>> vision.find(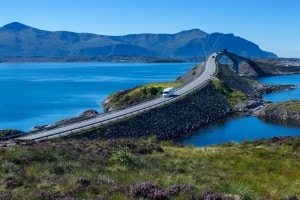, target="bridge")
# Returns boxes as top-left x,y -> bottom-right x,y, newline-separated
15,53 -> 218,142
216,50 -> 267,76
